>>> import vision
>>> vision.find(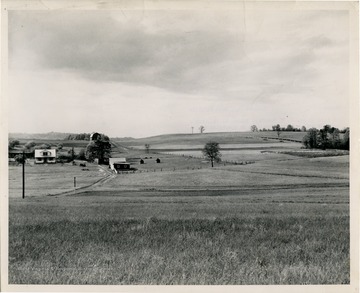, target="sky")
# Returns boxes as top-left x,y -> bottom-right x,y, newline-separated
8,7 -> 350,138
